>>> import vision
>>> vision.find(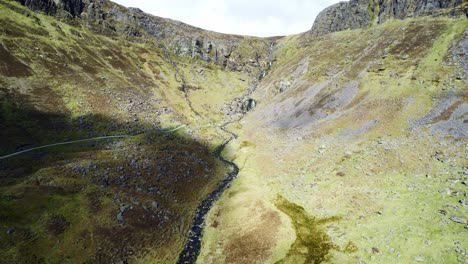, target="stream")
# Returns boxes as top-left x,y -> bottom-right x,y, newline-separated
176,136 -> 239,264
